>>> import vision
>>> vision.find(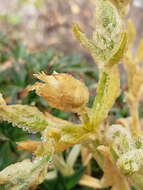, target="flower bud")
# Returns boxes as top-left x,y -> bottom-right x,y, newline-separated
30,72 -> 89,113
